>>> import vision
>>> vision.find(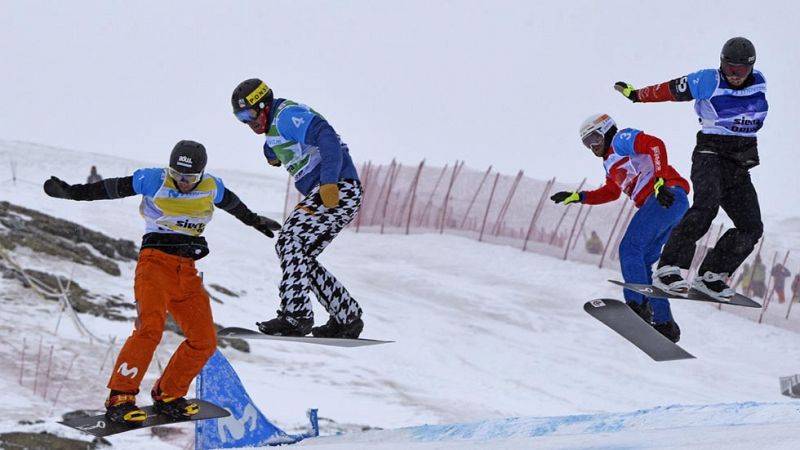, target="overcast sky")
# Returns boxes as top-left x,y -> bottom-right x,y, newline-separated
1,0 -> 797,216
